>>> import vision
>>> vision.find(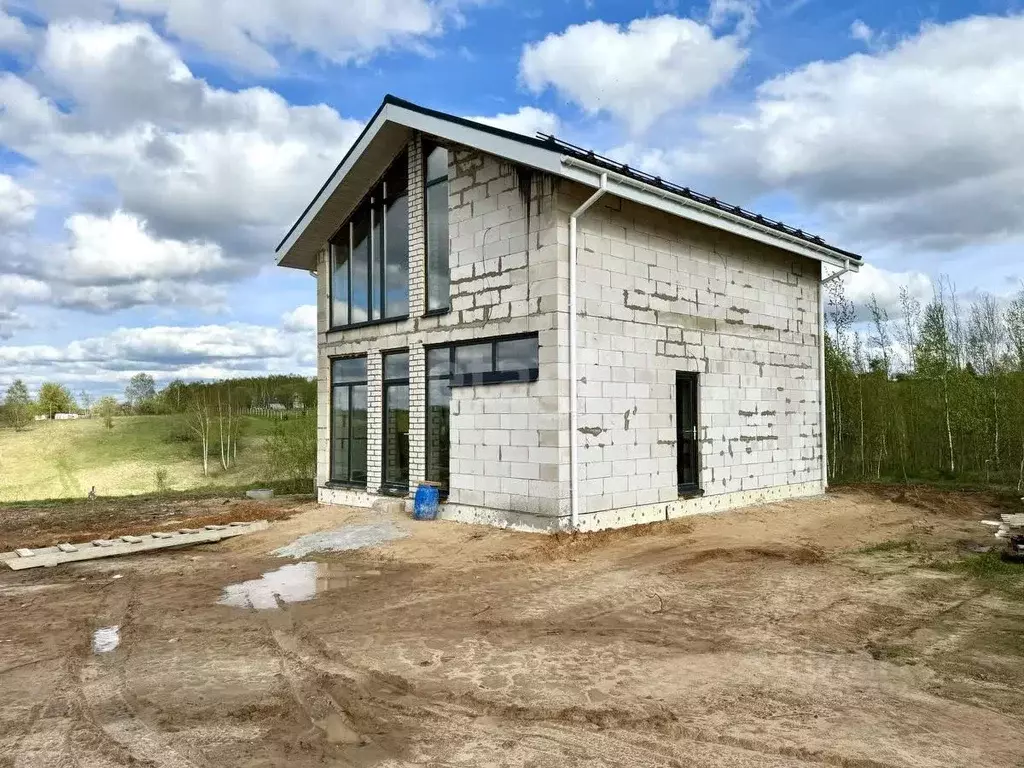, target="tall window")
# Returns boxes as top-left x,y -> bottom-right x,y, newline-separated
425,334 -> 539,491
425,144 -> 450,313
331,357 -> 368,485
382,351 -> 410,493
426,347 -> 451,491
331,152 -> 409,327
